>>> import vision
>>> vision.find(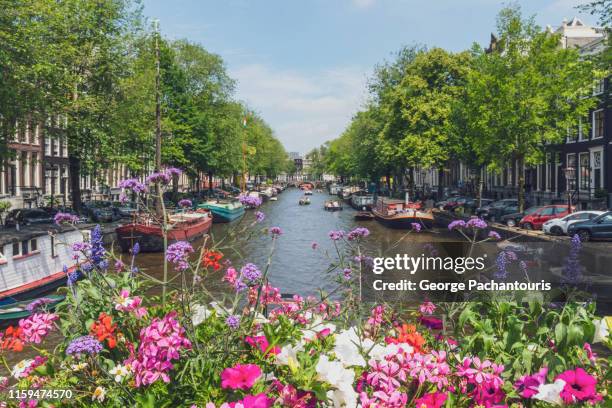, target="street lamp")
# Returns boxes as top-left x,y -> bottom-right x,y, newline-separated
564,166 -> 575,214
